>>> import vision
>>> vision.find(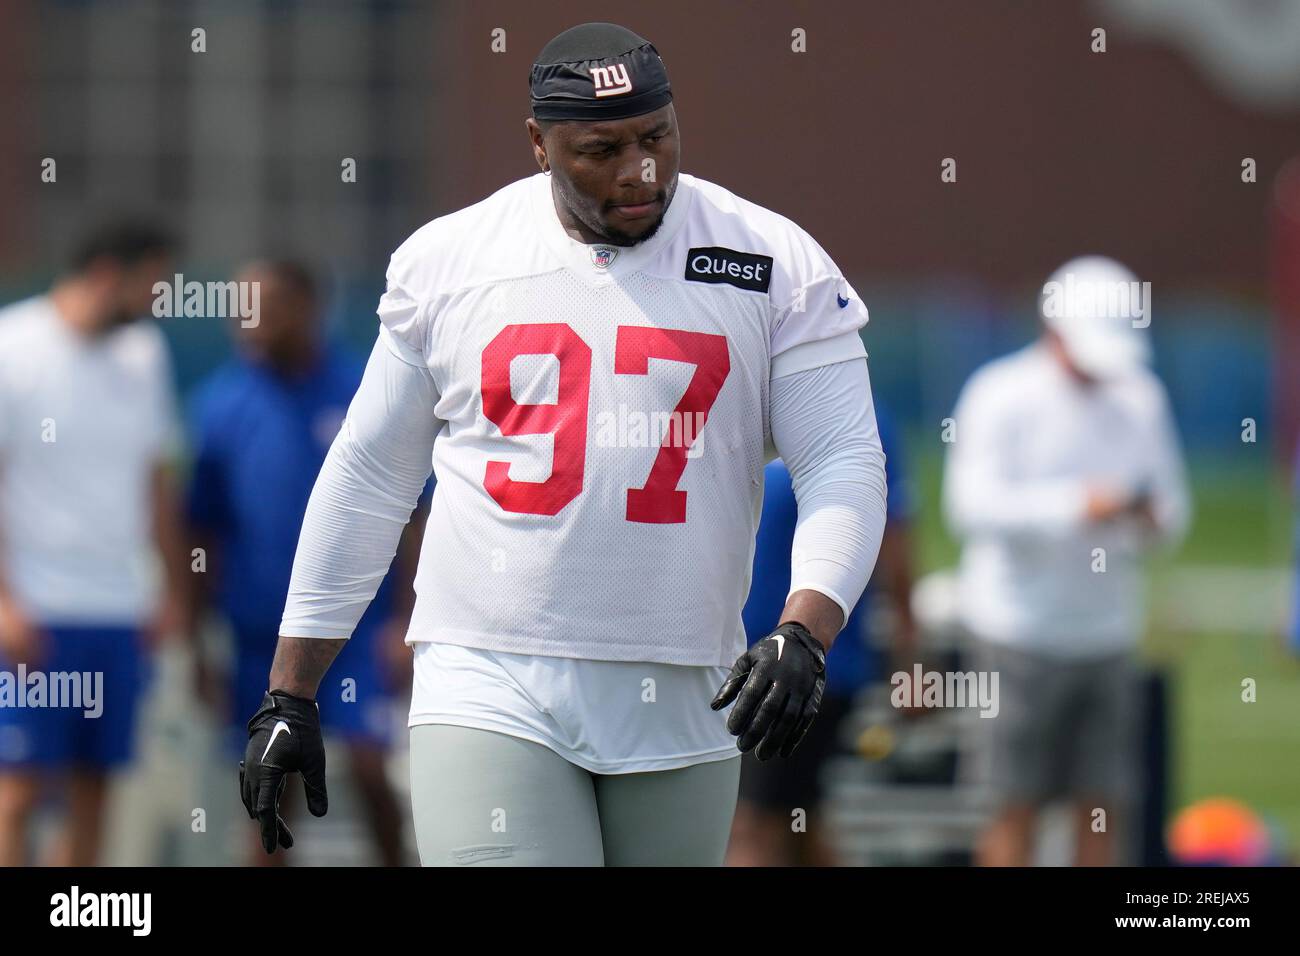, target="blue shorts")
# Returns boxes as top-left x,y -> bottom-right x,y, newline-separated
0,625 -> 149,771
230,624 -> 393,754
